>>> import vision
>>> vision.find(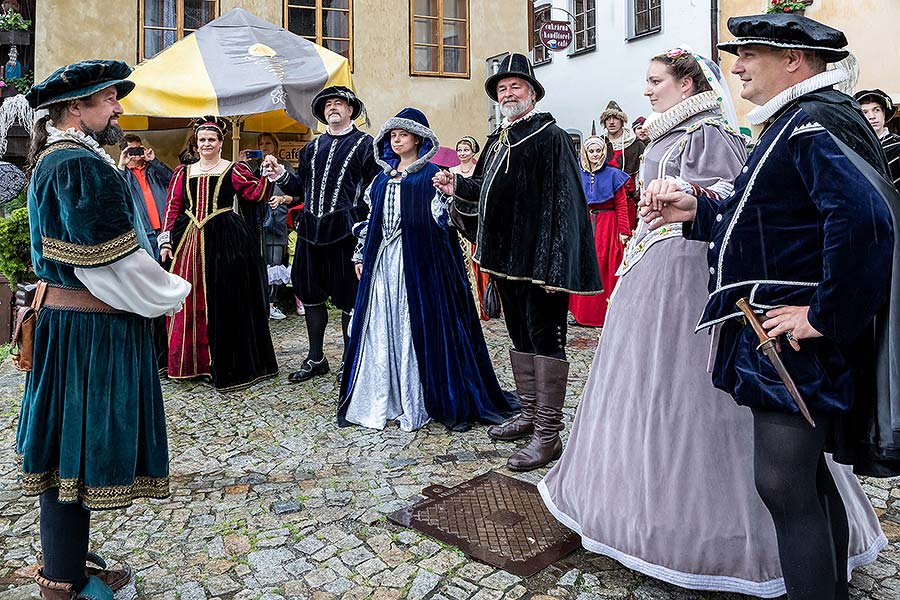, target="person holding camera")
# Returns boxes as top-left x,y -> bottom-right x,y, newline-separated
118,134 -> 172,260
